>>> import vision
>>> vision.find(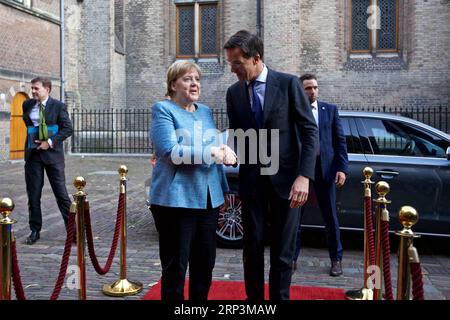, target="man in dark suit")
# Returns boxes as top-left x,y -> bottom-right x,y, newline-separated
293,74 -> 348,276
22,77 -> 73,245
224,30 -> 318,300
